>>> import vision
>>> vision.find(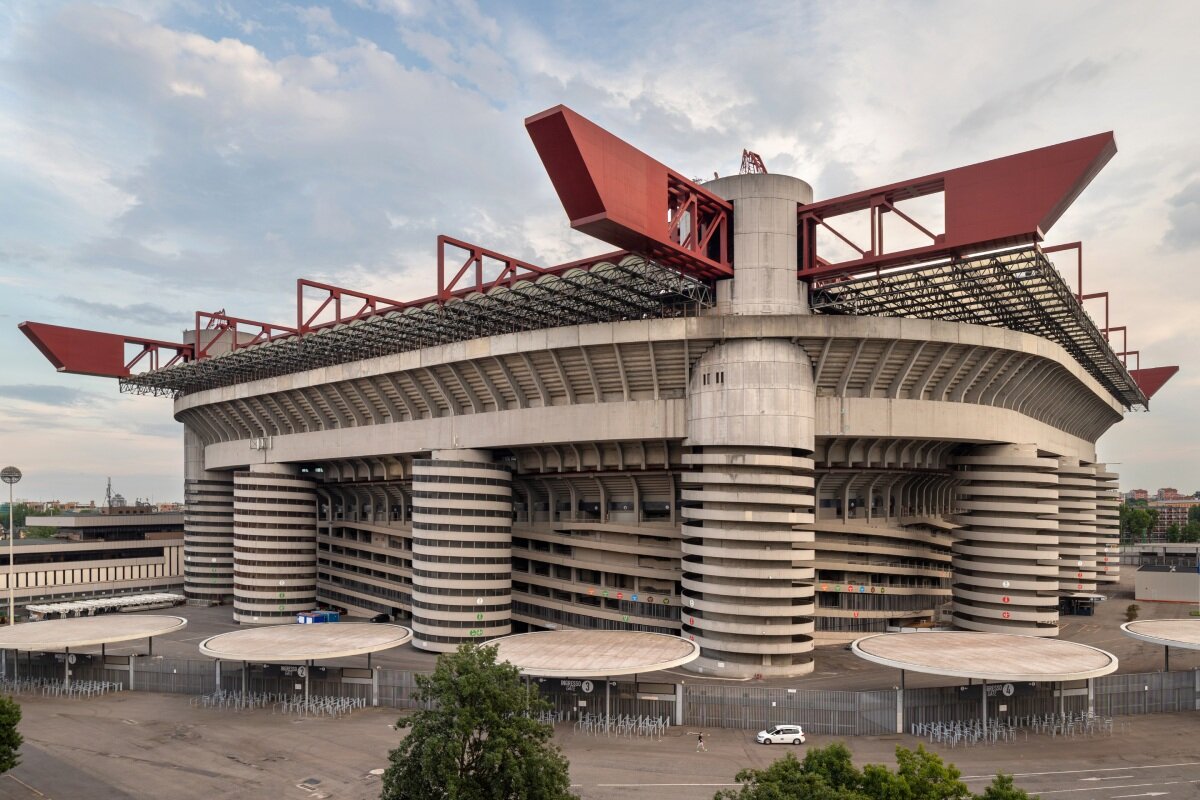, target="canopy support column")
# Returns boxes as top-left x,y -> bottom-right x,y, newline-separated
898,669 -> 906,734
372,666 -> 379,708
605,676 -> 611,728
305,660 -> 311,704
64,646 -> 70,689
242,661 -> 247,698
214,658 -> 221,692
1164,646 -> 1170,672
1059,681 -> 1065,718
981,681 -> 987,730
1087,678 -> 1094,717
